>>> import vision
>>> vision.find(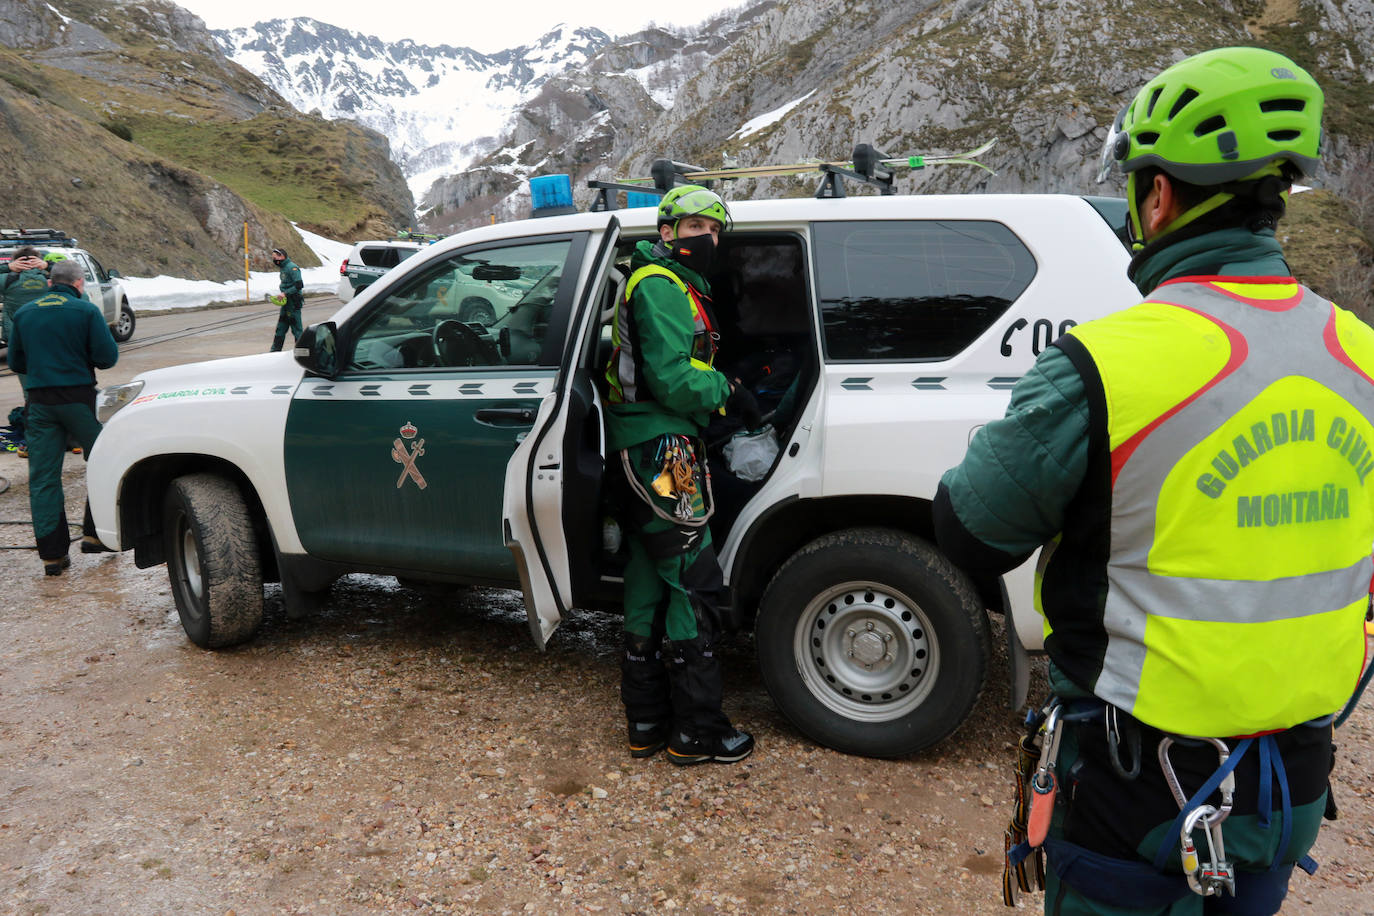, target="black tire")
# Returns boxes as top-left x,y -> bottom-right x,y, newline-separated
756,527 -> 990,757
163,473 -> 264,648
112,301 -> 135,342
